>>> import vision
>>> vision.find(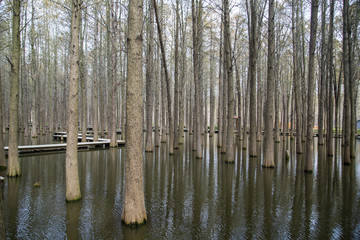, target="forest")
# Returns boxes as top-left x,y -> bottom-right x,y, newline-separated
0,0 -> 359,238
